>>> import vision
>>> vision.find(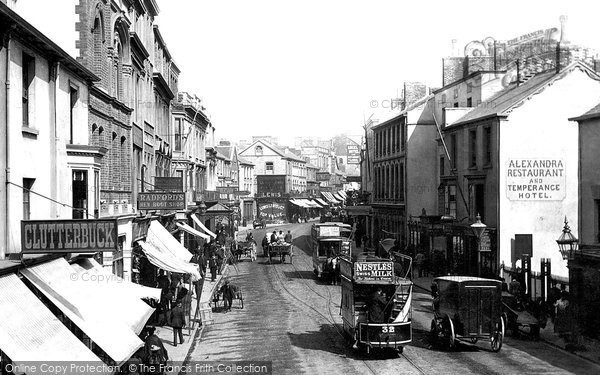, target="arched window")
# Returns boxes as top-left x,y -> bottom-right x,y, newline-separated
91,7 -> 105,77
255,146 -> 263,155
